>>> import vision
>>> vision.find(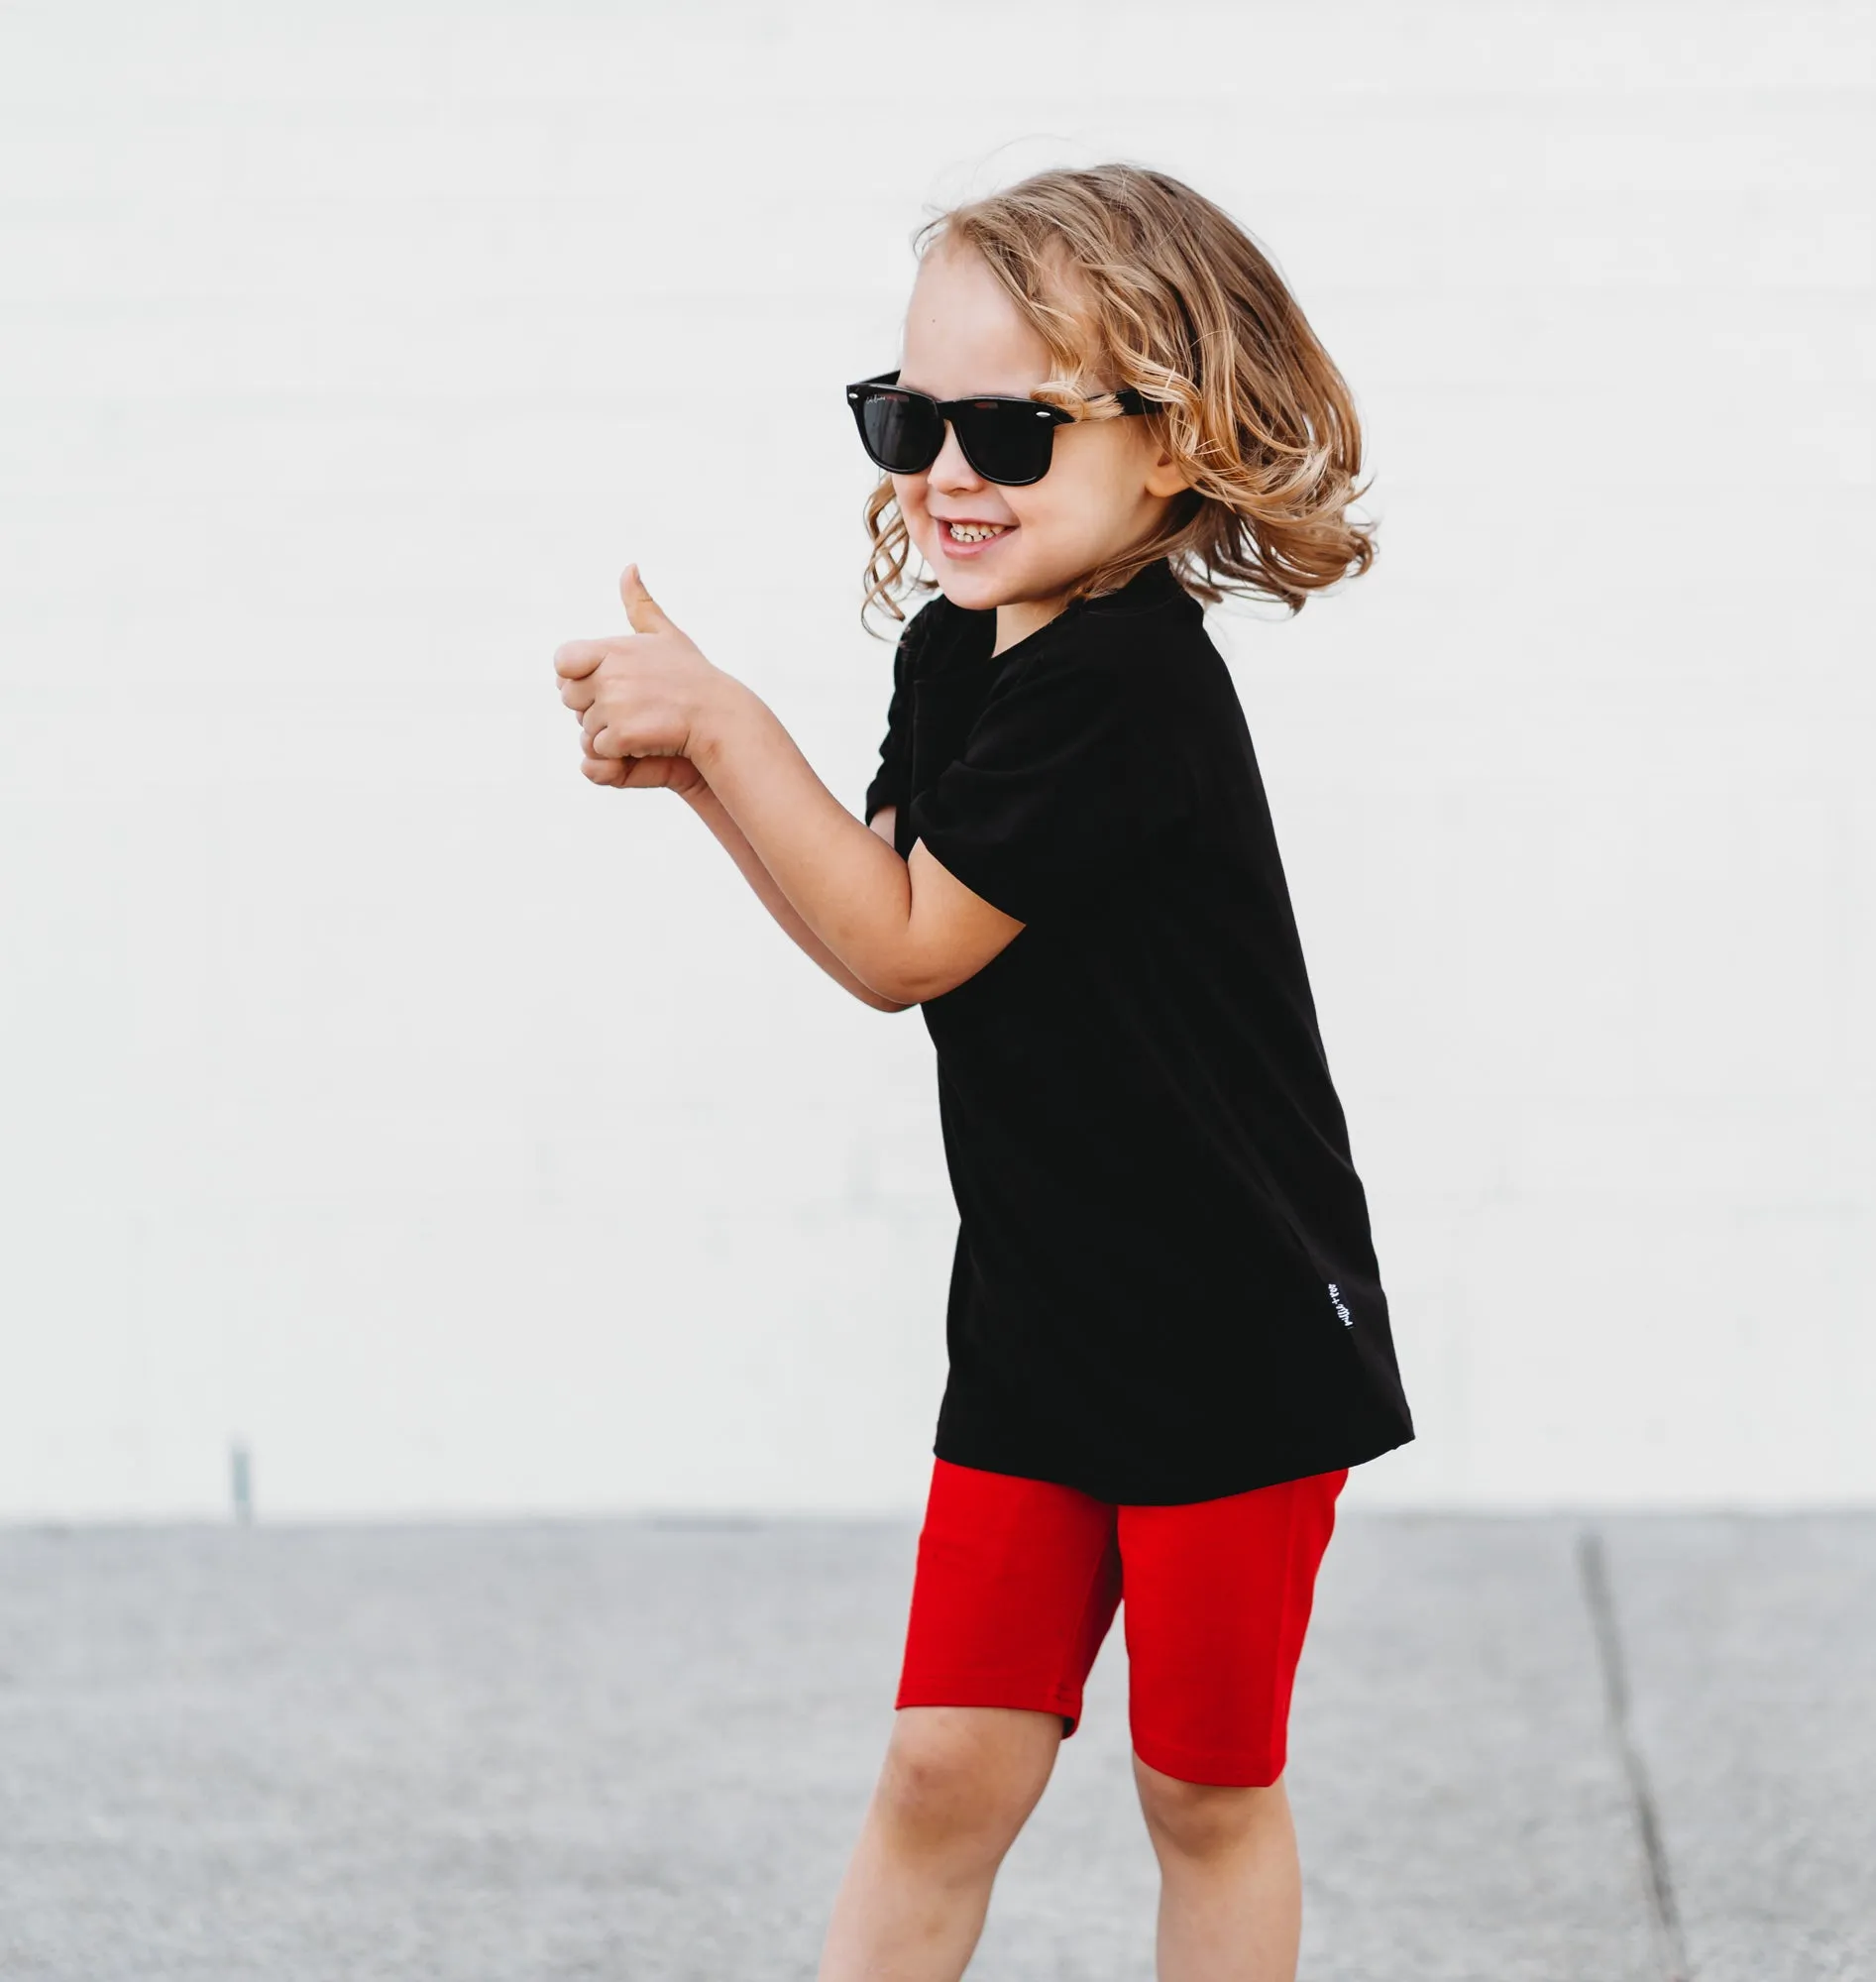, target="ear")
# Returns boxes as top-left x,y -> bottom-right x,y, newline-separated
1144,447 -> 1192,500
